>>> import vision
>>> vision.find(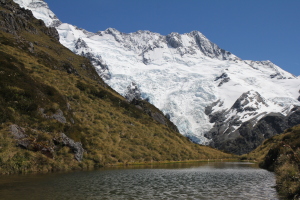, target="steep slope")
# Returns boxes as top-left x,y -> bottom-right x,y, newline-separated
0,0 -> 233,174
14,0 -> 300,154
245,124 -> 300,199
